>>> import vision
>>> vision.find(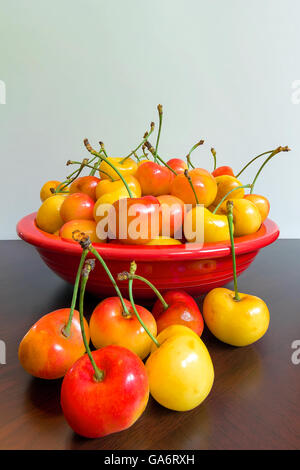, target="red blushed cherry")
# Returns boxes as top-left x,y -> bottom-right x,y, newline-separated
157,195 -> 185,238
69,176 -> 100,201
109,196 -> 161,245
90,297 -> 157,360
166,158 -> 188,175
18,309 -> 90,379
60,193 -> 95,223
137,161 -> 174,196
212,166 -> 235,177
152,290 -> 204,336
60,345 -> 149,438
